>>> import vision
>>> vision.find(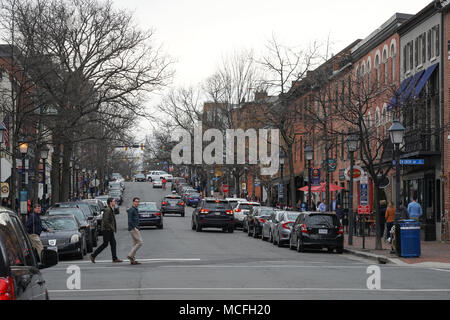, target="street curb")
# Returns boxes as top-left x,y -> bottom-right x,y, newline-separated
344,248 -> 395,264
